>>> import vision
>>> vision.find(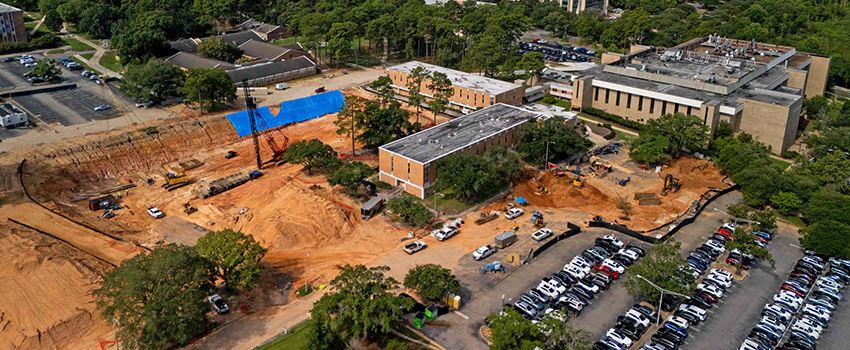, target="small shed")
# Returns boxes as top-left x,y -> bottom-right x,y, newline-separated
495,231 -> 517,248
88,195 -> 116,211
361,196 -> 385,220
